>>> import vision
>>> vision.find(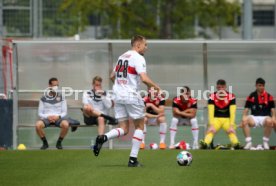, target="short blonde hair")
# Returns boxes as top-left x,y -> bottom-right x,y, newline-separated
131,35 -> 145,47
92,76 -> 102,84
